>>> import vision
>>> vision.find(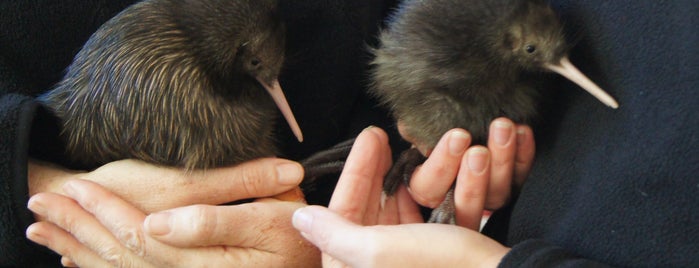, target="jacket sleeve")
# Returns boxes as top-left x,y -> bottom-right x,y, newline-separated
499,240 -> 613,268
0,56 -> 59,267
